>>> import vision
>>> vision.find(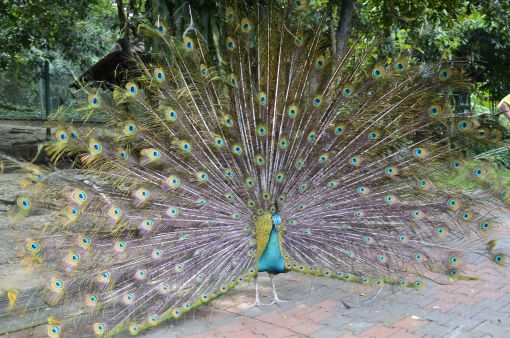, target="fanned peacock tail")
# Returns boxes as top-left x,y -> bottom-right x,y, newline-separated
3,1 -> 509,337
